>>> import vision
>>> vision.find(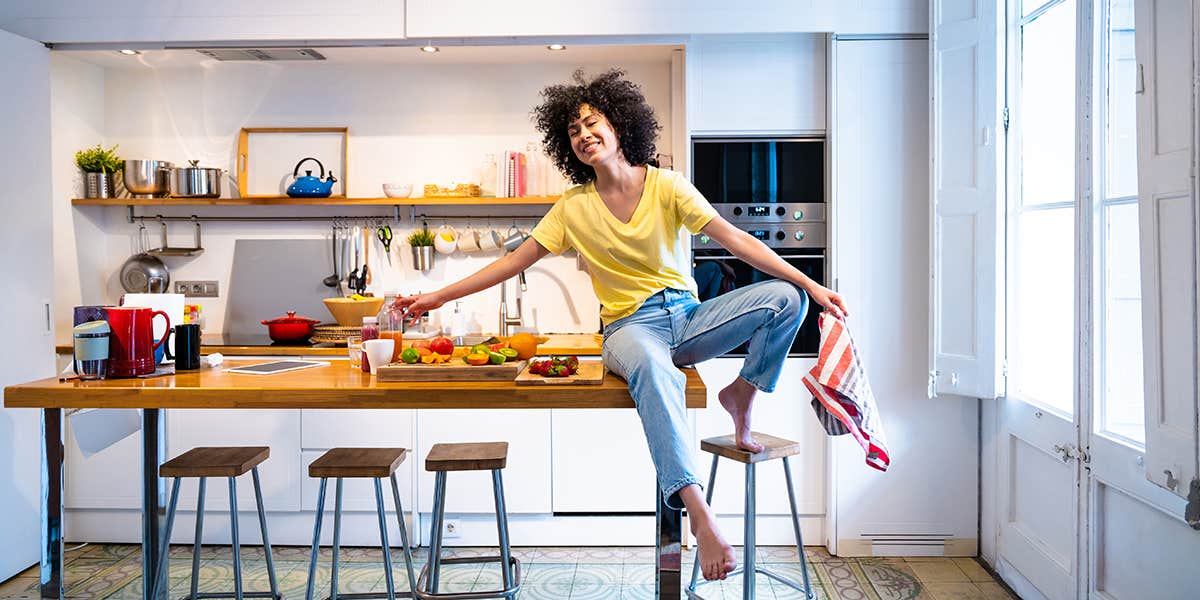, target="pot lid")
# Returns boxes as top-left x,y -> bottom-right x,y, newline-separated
261,310 -> 321,325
